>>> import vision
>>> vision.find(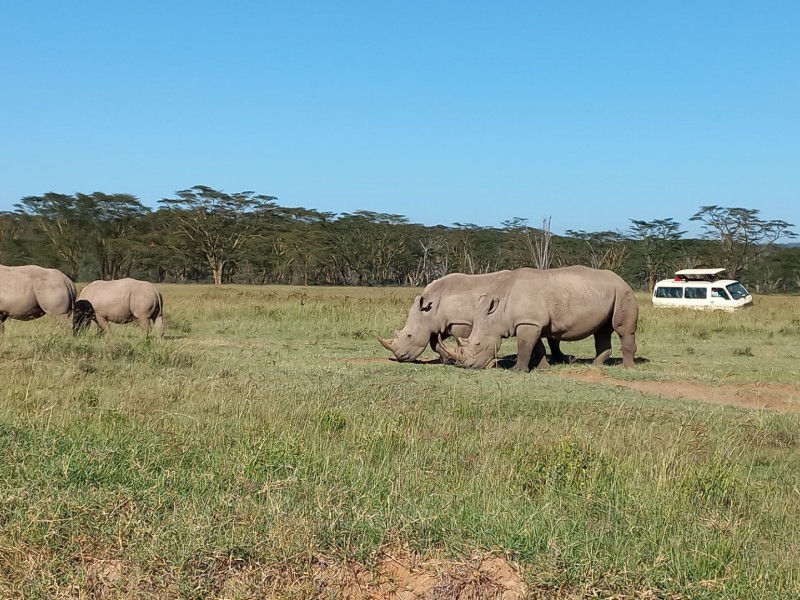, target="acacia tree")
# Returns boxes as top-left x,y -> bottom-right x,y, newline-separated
15,192 -> 149,279
80,193 -> 150,279
330,211 -> 411,284
628,218 -> 686,291
501,216 -> 554,269
562,230 -> 628,272
0,212 -> 22,262
159,186 -> 277,285
272,207 -> 335,285
448,223 -> 500,274
15,193 -> 89,278
408,232 -> 450,286
689,206 -> 797,279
